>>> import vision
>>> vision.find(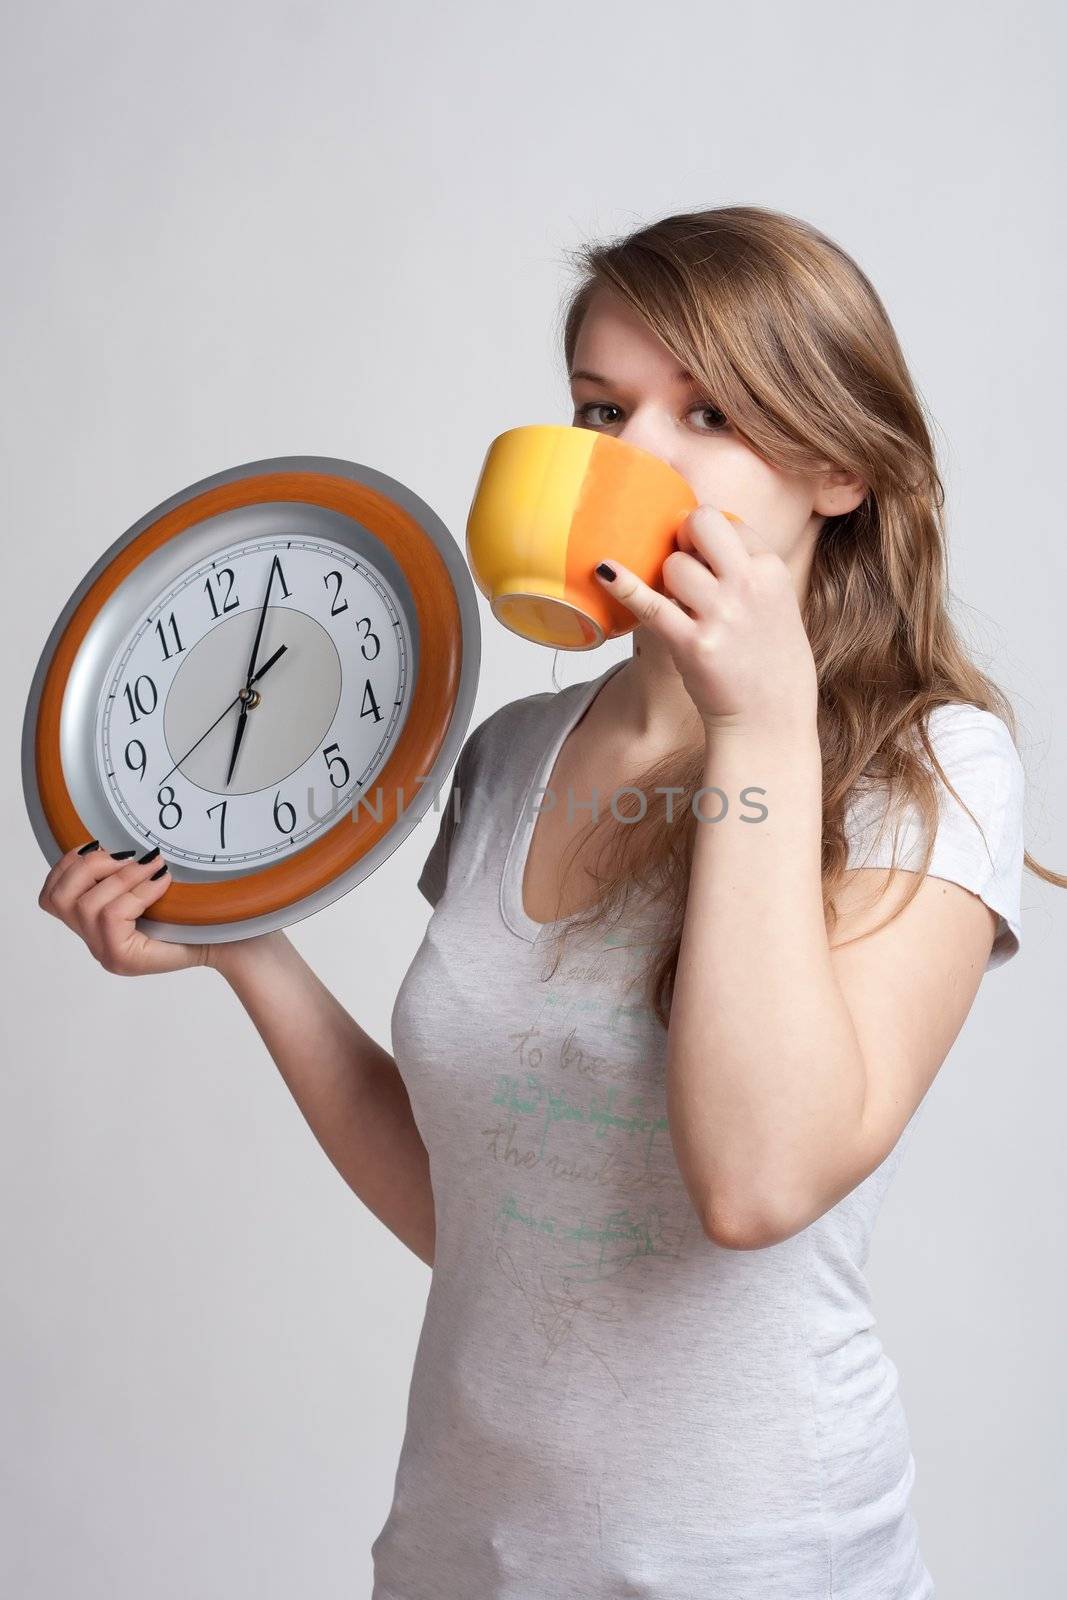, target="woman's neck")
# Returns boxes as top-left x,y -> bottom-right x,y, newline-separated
597,629 -> 706,754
